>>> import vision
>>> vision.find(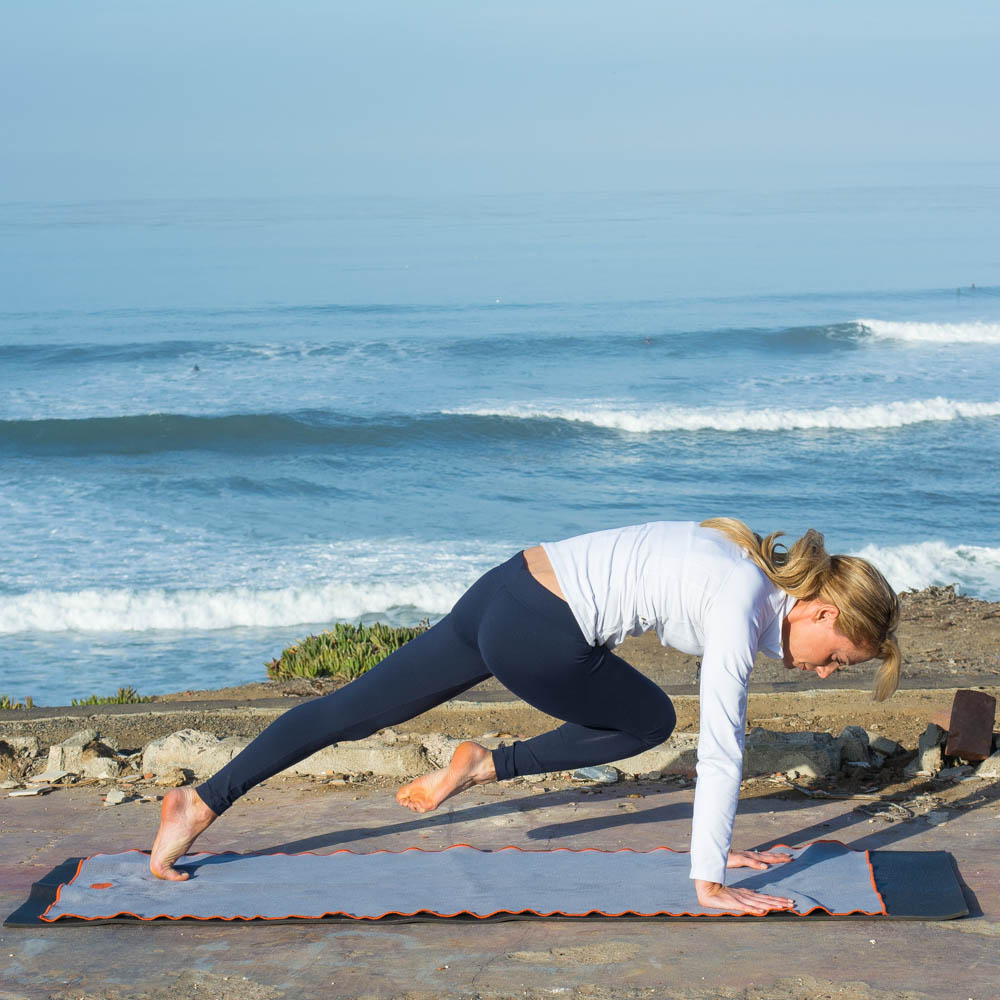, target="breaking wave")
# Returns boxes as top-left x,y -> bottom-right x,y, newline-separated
854,541 -> 1000,602
449,397 -> 1000,434
857,319 -> 1000,344
0,579 -> 467,634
